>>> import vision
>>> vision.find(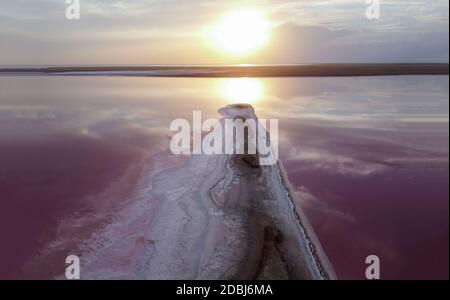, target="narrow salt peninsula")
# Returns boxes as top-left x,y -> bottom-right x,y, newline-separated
58,103 -> 335,280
